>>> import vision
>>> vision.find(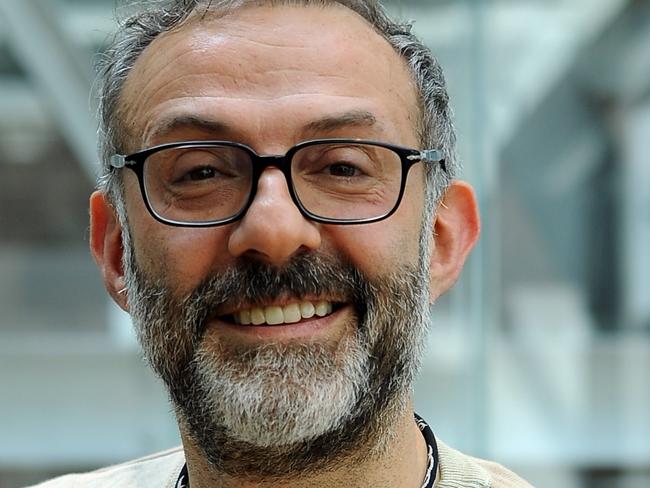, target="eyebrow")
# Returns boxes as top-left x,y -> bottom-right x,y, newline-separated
145,109 -> 379,145
145,115 -> 231,144
302,110 -> 379,134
